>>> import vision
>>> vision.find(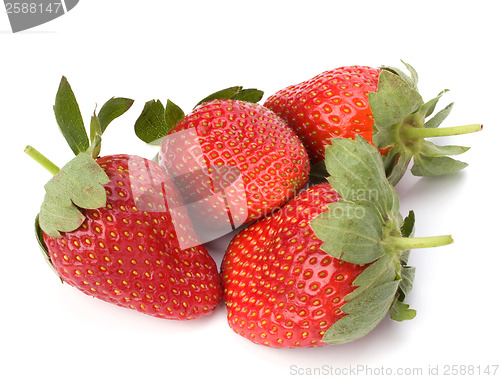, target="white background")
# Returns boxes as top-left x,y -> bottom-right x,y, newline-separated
1,1 -> 498,378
